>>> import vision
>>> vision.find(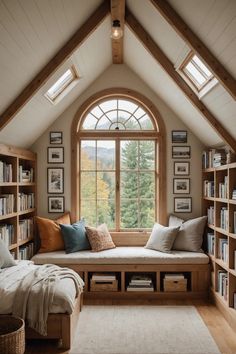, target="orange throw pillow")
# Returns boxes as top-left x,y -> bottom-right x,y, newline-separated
36,213 -> 71,253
